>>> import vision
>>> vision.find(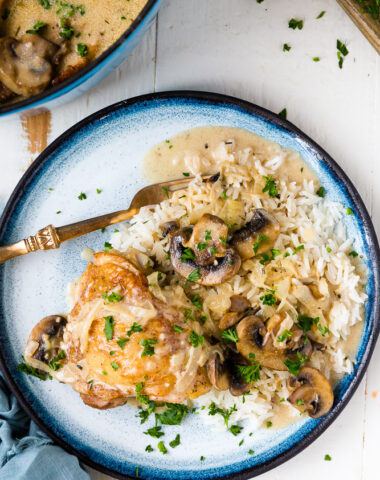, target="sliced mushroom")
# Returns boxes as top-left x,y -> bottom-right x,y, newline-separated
170,224 -> 241,286
236,315 -> 287,370
161,221 -> 179,238
219,311 -> 241,330
183,214 -> 229,265
0,35 -> 58,97
287,367 -> 334,418
230,295 -> 250,313
231,209 -> 280,260
206,351 -> 230,391
285,327 -> 313,358
228,353 -> 252,396
25,315 -> 67,372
